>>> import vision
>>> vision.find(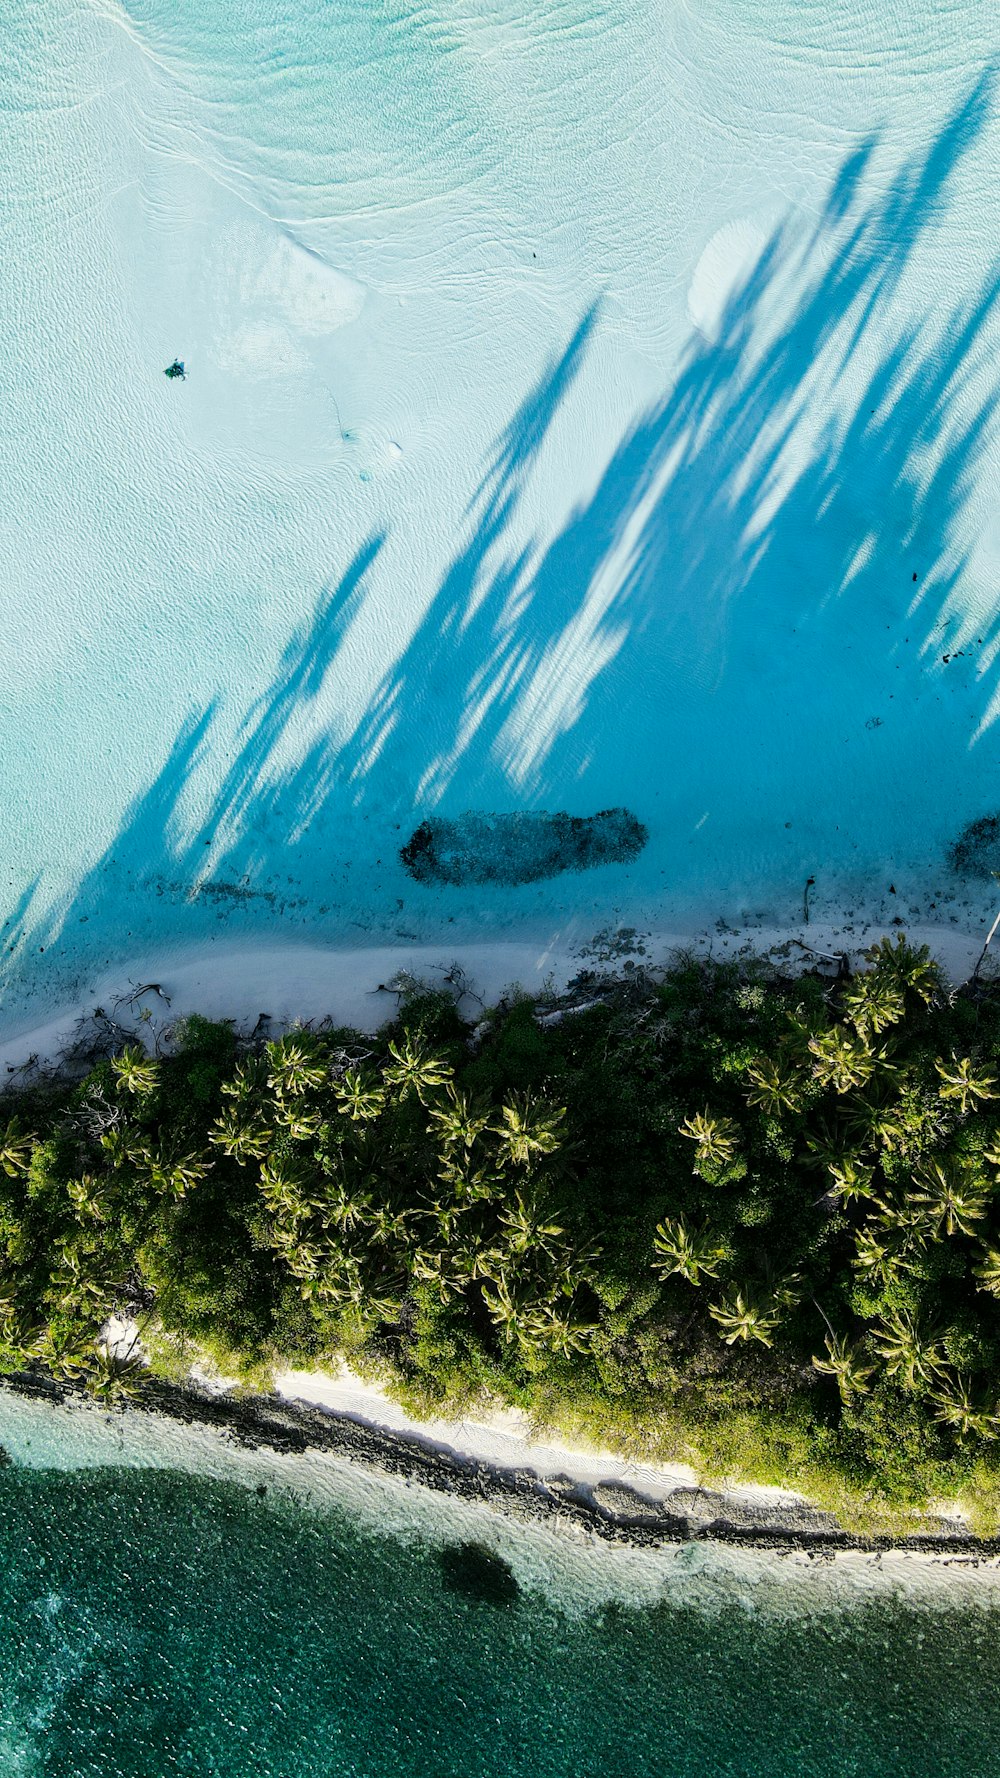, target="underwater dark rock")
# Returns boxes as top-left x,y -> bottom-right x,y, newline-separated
949,813 -> 1000,878
439,1541 -> 519,1605
400,808 -> 647,886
